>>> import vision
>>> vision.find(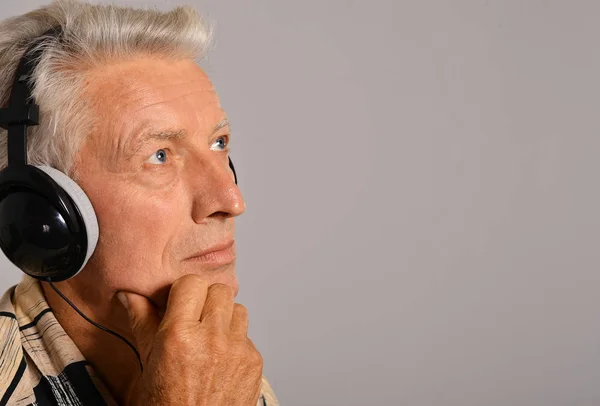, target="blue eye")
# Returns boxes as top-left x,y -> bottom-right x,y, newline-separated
147,149 -> 168,164
211,136 -> 229,151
